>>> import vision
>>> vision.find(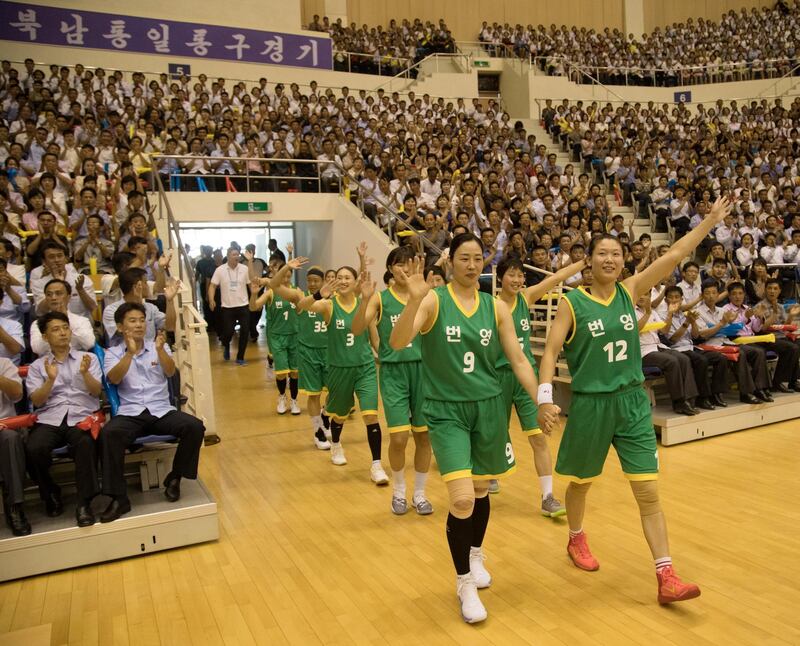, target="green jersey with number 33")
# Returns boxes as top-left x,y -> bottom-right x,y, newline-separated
421,284 -> 501,401
562,283 -> 643,394
328,294 -> 372,366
